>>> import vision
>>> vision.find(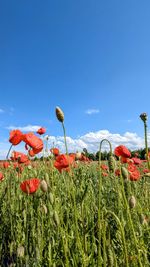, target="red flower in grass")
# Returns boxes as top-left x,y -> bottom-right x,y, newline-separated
131,157 -> 142,165
115,169 -> 121,176
0,172 -> 4,181
20,178 -> 40,194
9,129 -> 23,145
23,132 -> 43,154
3,161 -> 10,168
129,169 -> 141,181
143,168 -> 149,173
54,154 -> 74,173
36,127 -> 46,135
28,149 -> 36,157
114,145 -> 131,158
127,163 -> 141,181
50,148 -> 60,157
102,172 -> 108,177
101,164 -> 109,171
11,151 -> 29,163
